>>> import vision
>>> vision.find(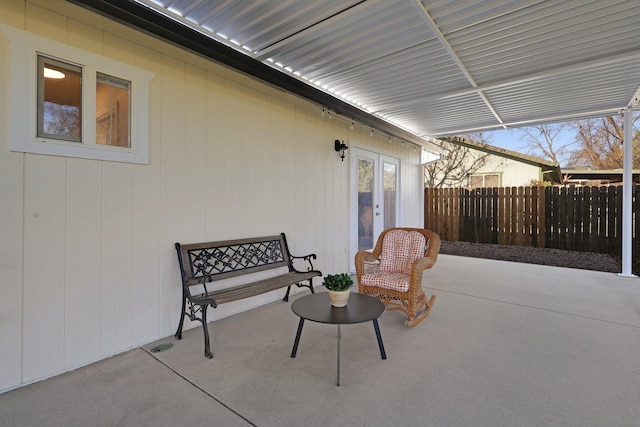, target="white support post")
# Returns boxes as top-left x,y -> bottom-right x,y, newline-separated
619,108 -> 636,277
